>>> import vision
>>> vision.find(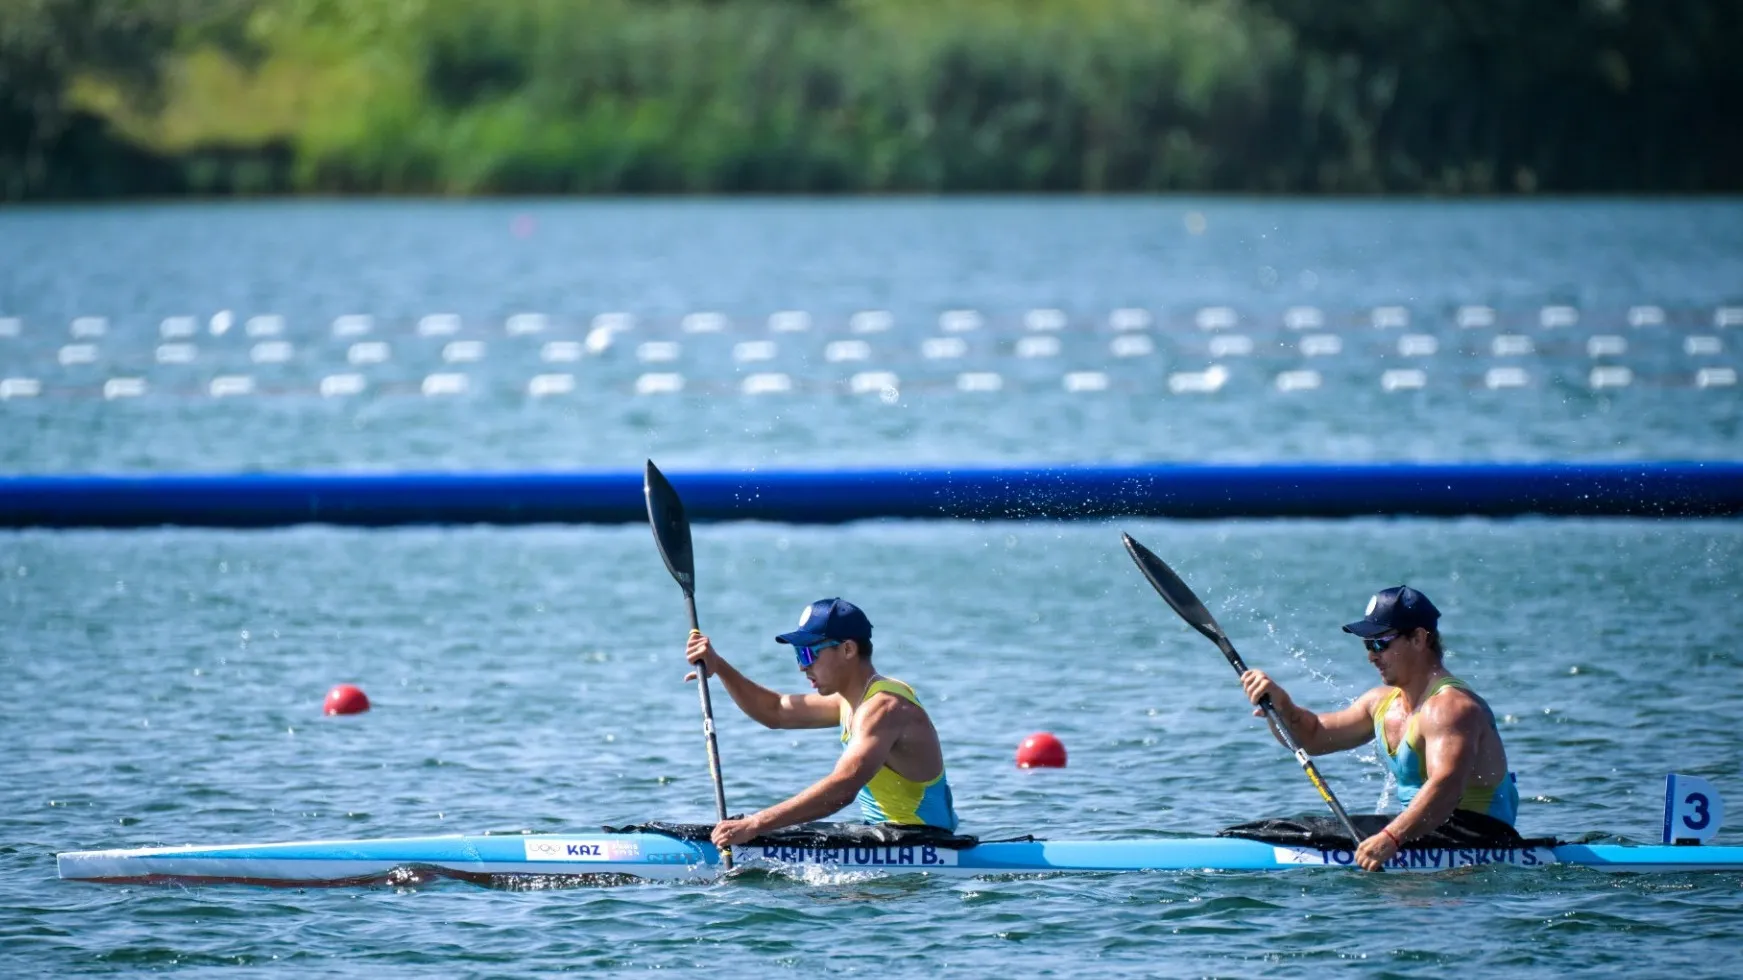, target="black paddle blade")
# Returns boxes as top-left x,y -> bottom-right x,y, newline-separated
645,460 -> 695,597
1122,533 -> 1227,645
1123,534 -> 1358,843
